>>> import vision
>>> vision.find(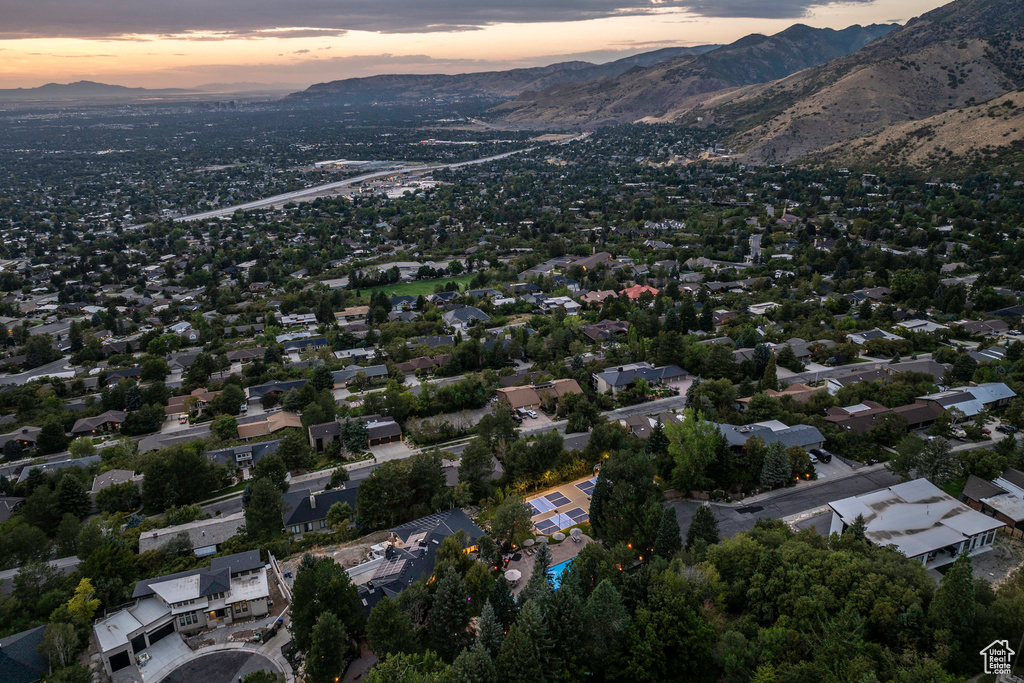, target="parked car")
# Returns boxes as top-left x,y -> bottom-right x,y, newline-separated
526,409 -> 538,419
809,448 -> 833,463
982,427 -> 991,435
240,403 -> 248,413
